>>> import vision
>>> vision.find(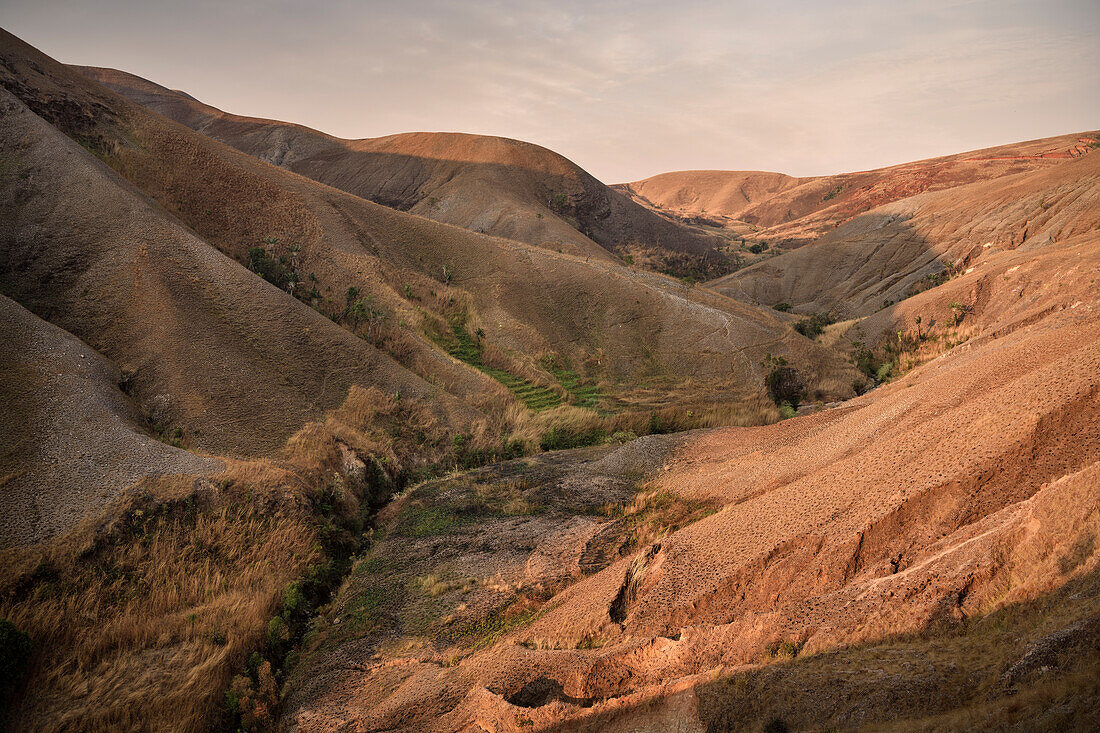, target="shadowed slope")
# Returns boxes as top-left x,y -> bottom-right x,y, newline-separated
0,35 -> 857,427
76,66 -> 734,276
0,296 -> 221,548
710,148 -> 1100,316
619,132 -> 1097,247
0,76 -> 472,459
